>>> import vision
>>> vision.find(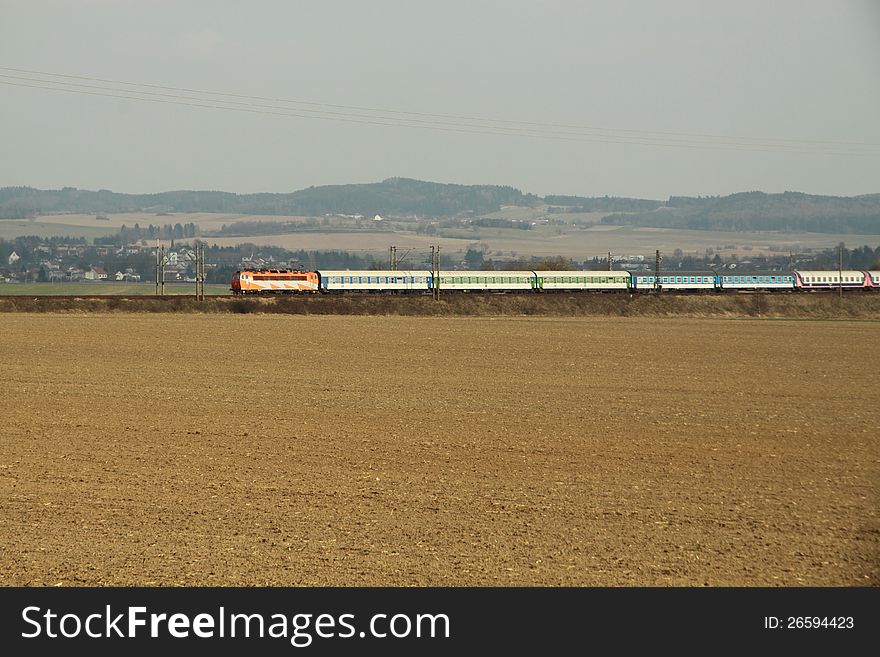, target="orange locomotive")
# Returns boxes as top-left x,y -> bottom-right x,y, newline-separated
231,269 -> 319,294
